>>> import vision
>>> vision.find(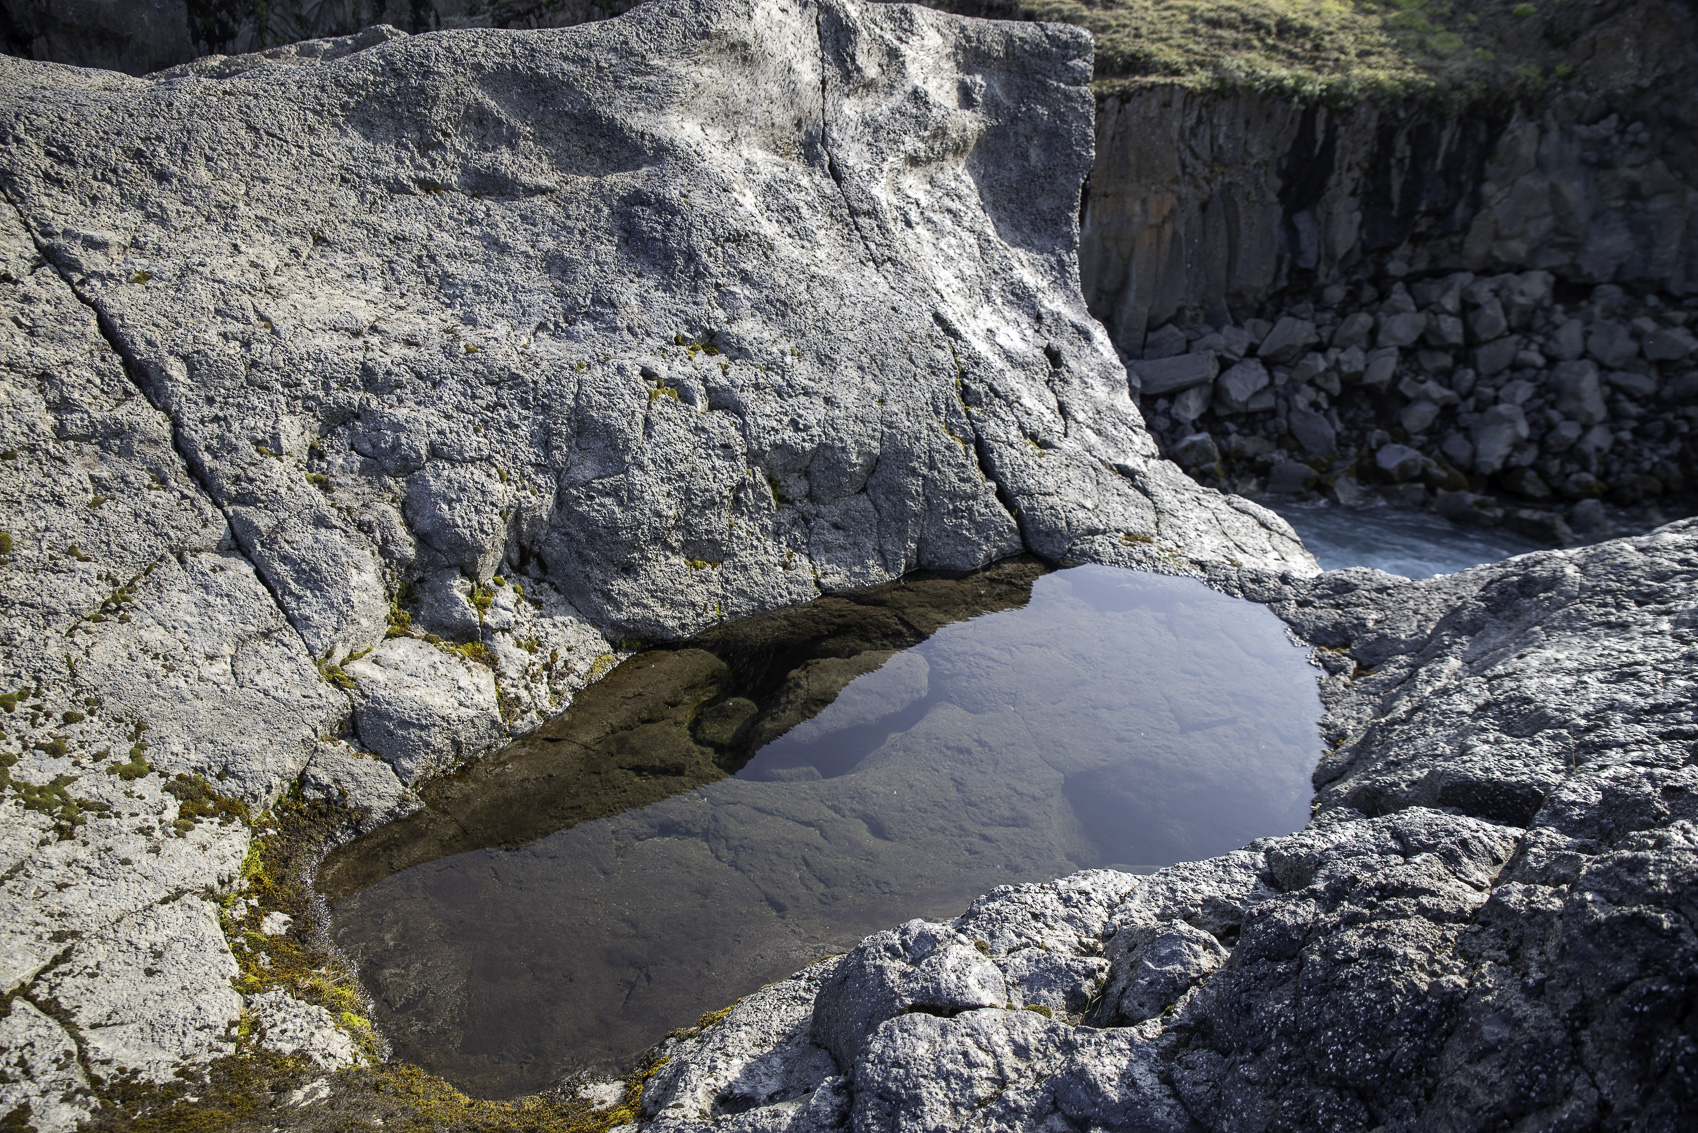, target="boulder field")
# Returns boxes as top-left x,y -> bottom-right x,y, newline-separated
0,2 -> 1691,1131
